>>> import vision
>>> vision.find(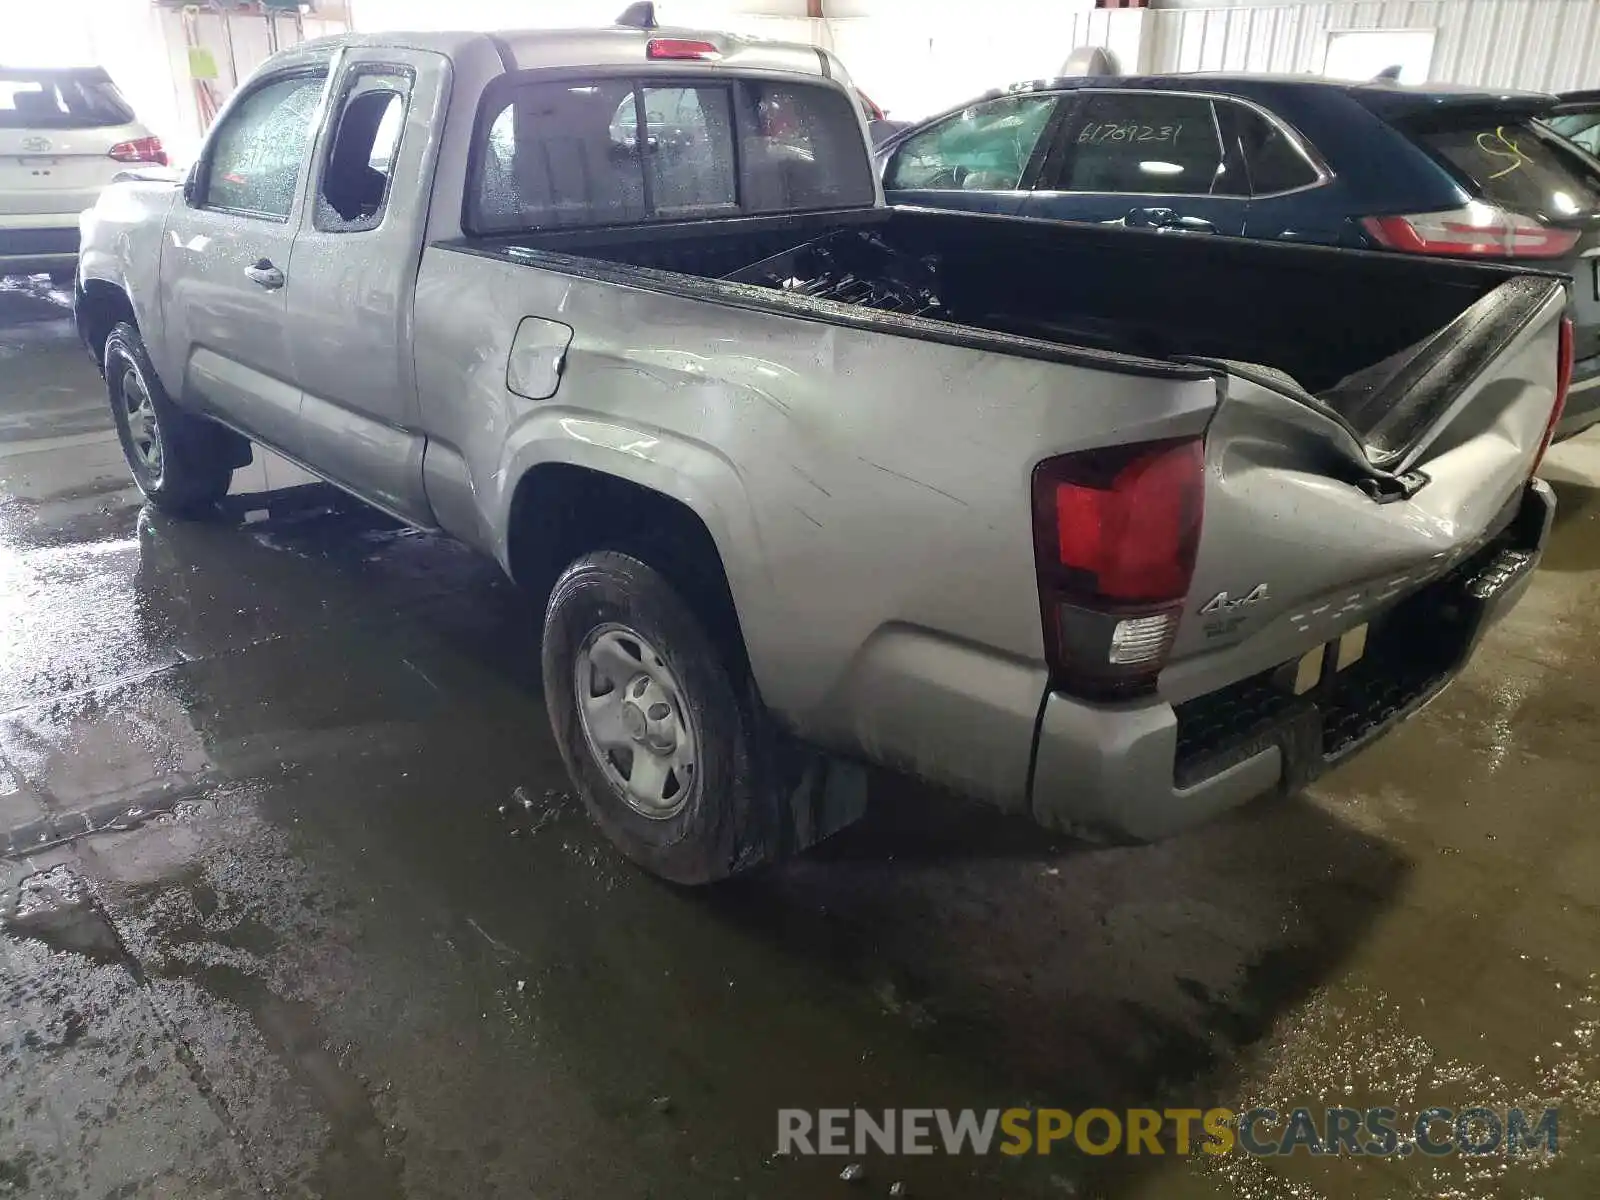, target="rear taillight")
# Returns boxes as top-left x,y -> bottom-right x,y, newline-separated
108,136 -> 168,166
856,89 -> 886,121
1031,438 -> 1205,699
1361,203 -> 1579,259
1532,315 -> 1574,475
